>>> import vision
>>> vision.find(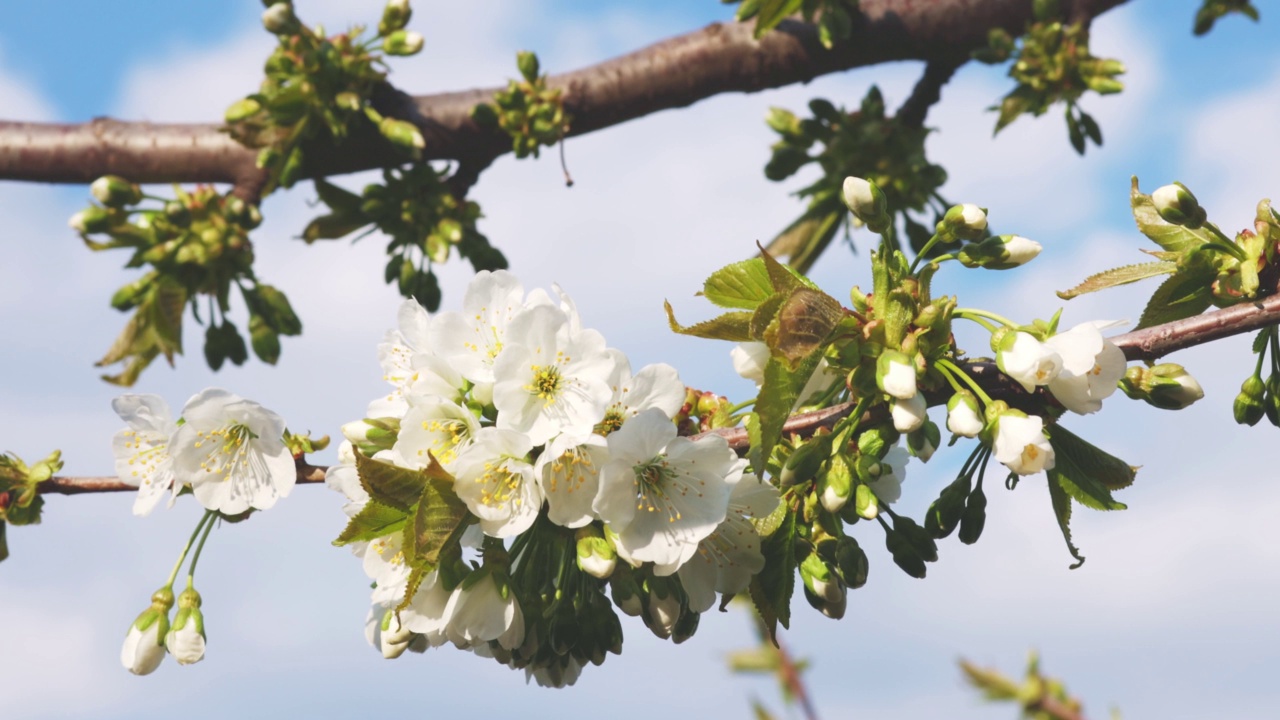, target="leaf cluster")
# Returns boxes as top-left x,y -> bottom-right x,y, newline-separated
471,52 -> 571,159
1194,0 -> 1260,36
75,184 -> 300,385
304,166 -> 507,312
0,449 -> 61,563
975,4 -> 1124,155
728,0 -> 861,48
762,87 -> 950,269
